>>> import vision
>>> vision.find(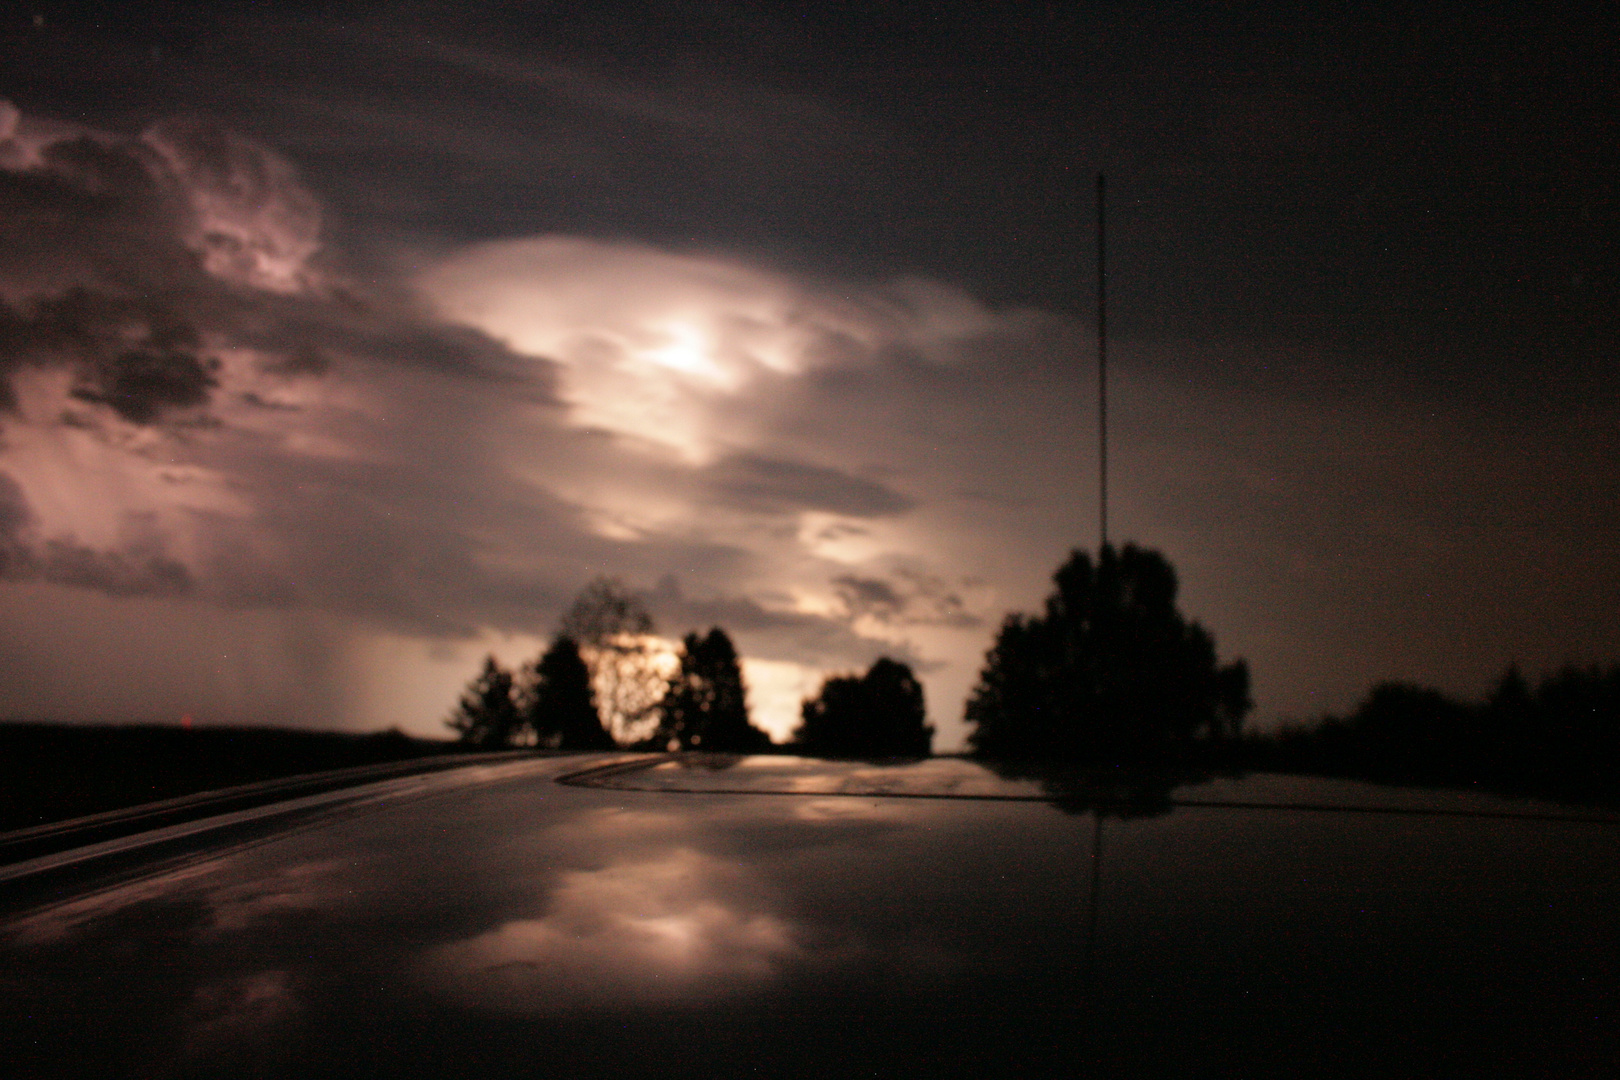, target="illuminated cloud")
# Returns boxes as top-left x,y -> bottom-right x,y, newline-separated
0,101 -> 1018,738
0,98 -> 327,300
0,100 -> 344,603
418,235 -> 1005,462
141,118 -> 326,297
